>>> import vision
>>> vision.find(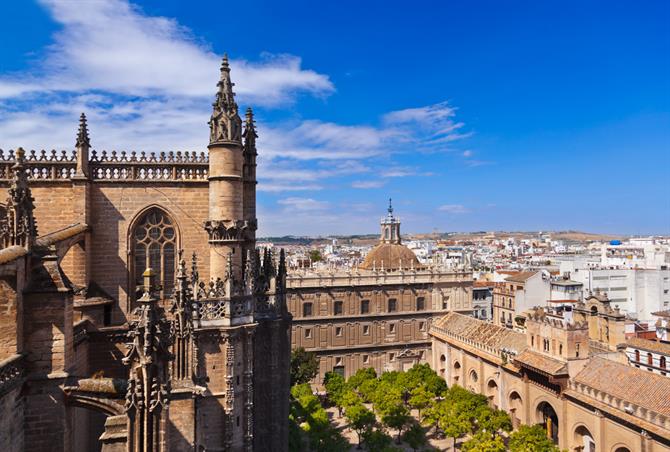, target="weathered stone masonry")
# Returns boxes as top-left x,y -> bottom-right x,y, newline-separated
0,56 -> 291,452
